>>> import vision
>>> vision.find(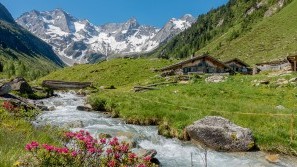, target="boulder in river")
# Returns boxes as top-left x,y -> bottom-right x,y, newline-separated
98,133 -> 112,139
62,121 -> 84,129
134,148 -> 157,158
186,116 -> 255,151
77,106 -> 92,111
36,105 -> 49,111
